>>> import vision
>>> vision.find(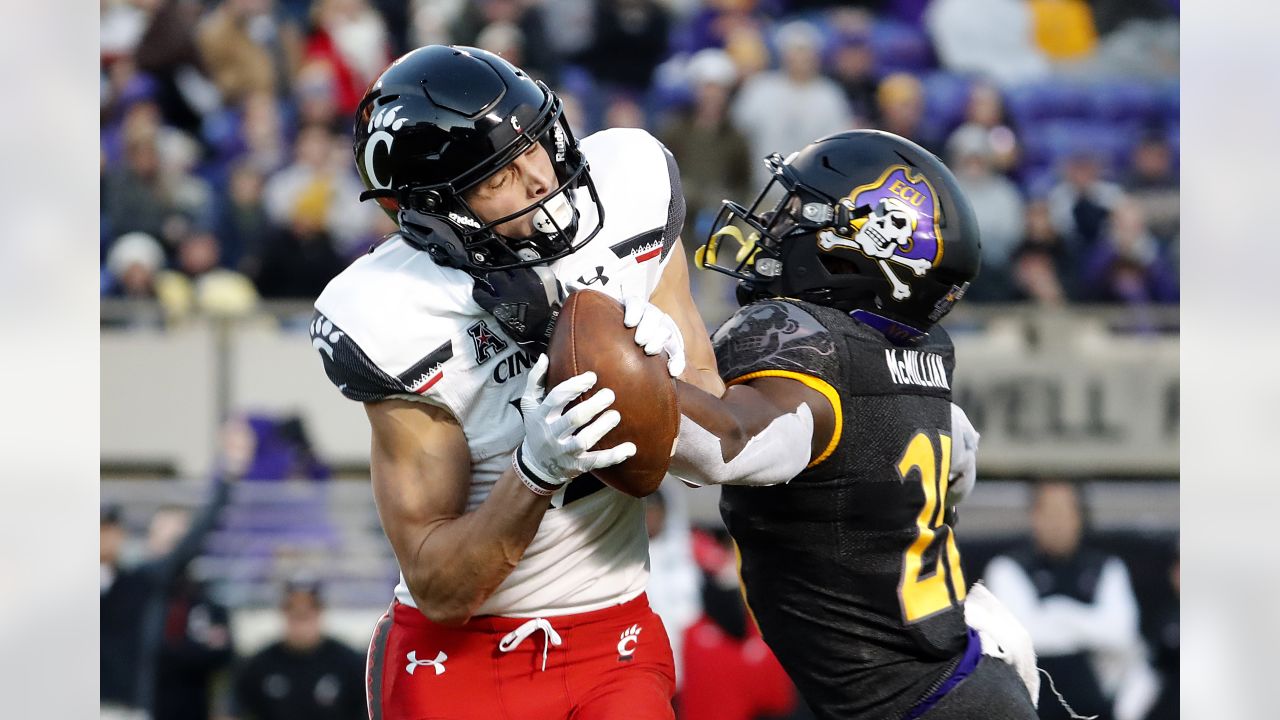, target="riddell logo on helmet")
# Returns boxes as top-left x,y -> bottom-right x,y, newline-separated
553,124 -> 567,163
448,212 -> 481,229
